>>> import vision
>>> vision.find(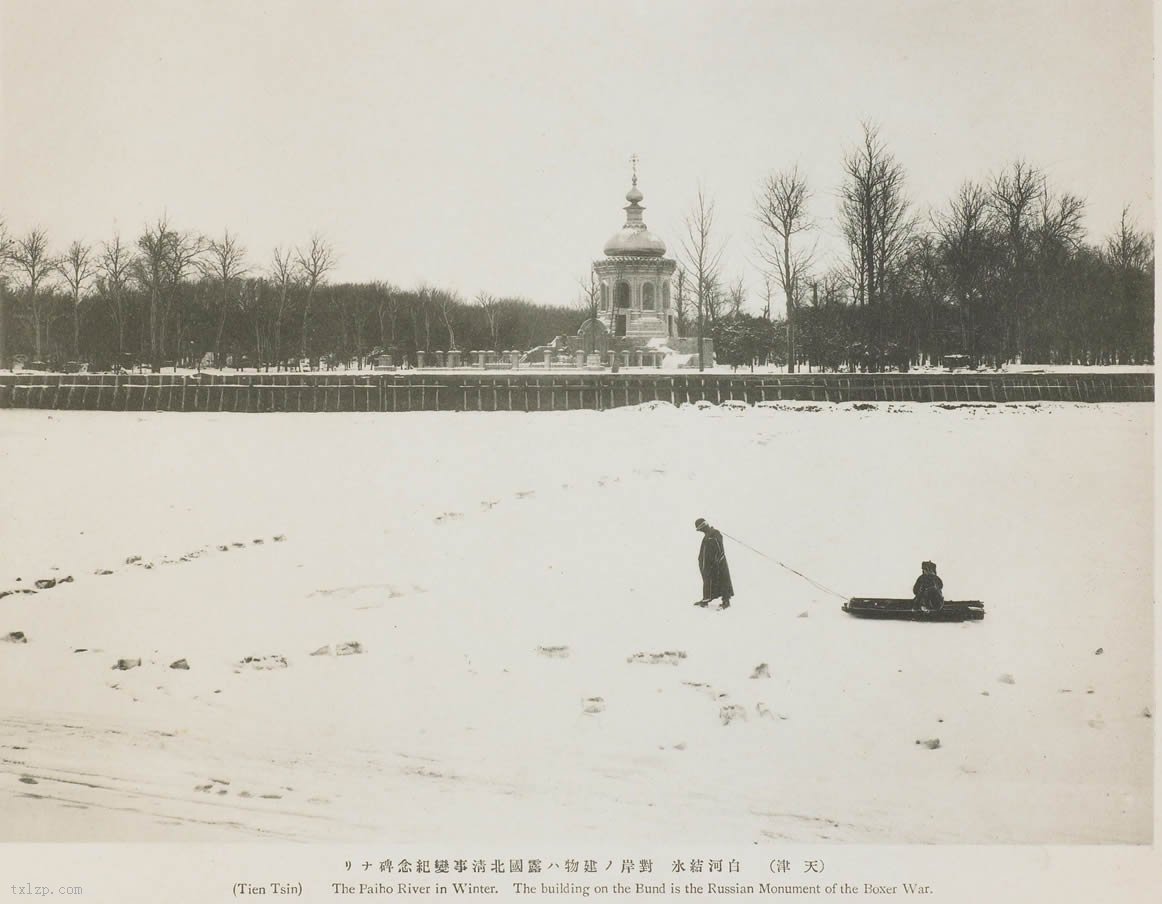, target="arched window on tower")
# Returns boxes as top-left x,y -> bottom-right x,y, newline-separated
662,282 -> 671,310
615,281 -> 630,309
642,283 -> 656,311
600,283 -> 609,311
